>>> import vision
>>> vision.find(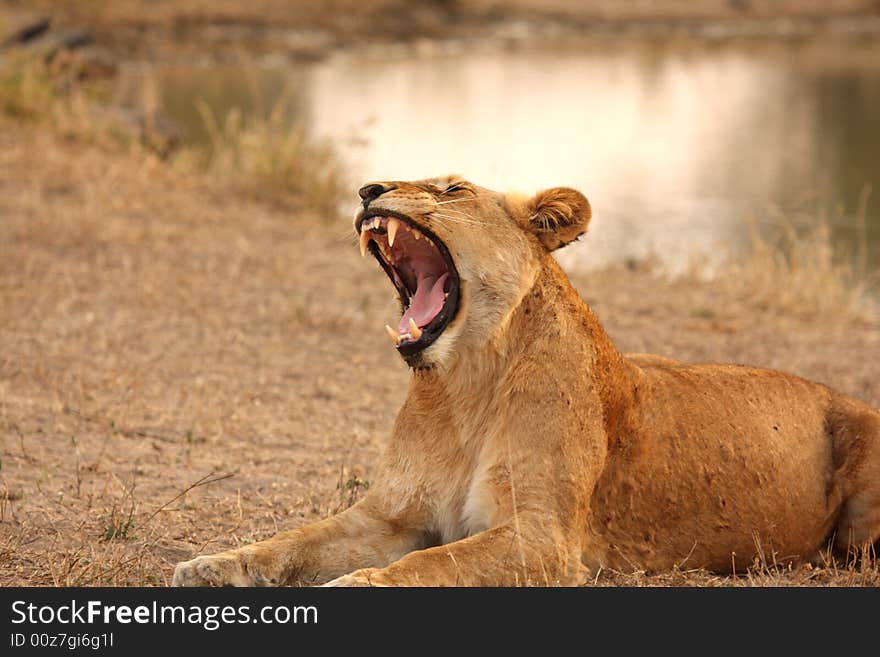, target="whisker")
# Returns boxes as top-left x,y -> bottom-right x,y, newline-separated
429,212 -> 469,223
432,208 -> 485,223
435,198 -> 472,206
434,208 -> 477,217
336,228 -> 358,243
429,211 -> 488,227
